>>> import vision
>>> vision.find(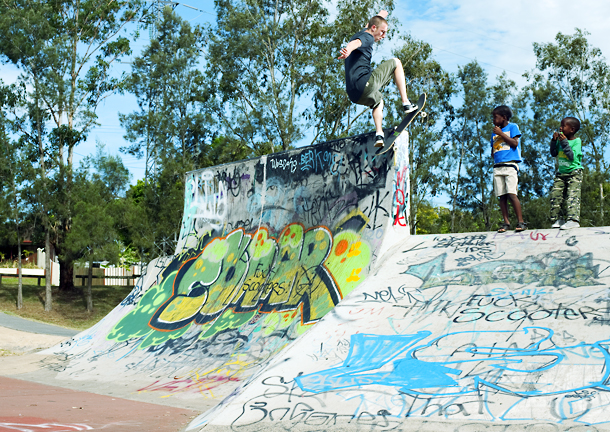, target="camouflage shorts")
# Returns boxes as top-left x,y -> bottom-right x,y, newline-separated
550,169 -> 583,222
